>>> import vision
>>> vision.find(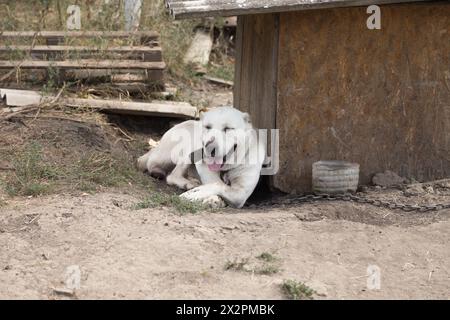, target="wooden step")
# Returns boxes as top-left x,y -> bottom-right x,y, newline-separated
0,60 -> 165,70
0,45 -> 162,61
0,30 -> 158,39
0,31 -> 159,45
